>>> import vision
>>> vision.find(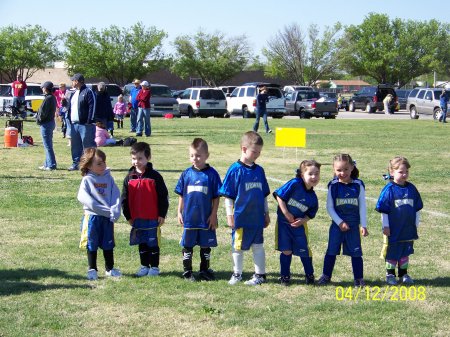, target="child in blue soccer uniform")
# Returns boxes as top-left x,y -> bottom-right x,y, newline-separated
274,160 -> 321,286
77,148 -> 122,280
318,154 -> 369,287
220,131 -> 271,286
175,138 -> 222,281
376,156 -> 423,285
